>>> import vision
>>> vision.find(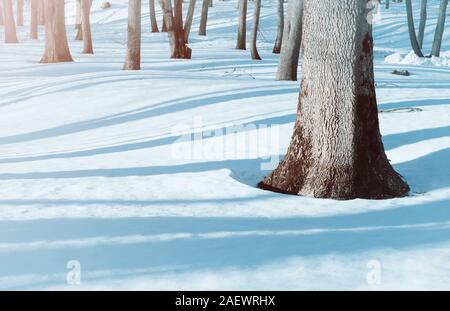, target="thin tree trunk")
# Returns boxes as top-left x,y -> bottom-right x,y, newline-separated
431,0 -> 448,57
75,0 -> 83,40
123,0 -> 141,70
236,0 -> 247,49
386,0 -> 389,9
38,0 -> 45,25
198,0 -> 209,36
2,0 -> 18,43
162,14 -> 167,32
259,0 -> 409,200
30,0 -> 39,39
276,0 -> 303,81
250,0 -> 261,60
40,0 -> 73,63
184,0 -> 196,43
273,0 -> 284,54
209,0 -> 213,7
149,0 -> 159,32
418,0 -> 427,49
81,0 -> 93,54
17,0 -> 24,26
405,0 -> 424,57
